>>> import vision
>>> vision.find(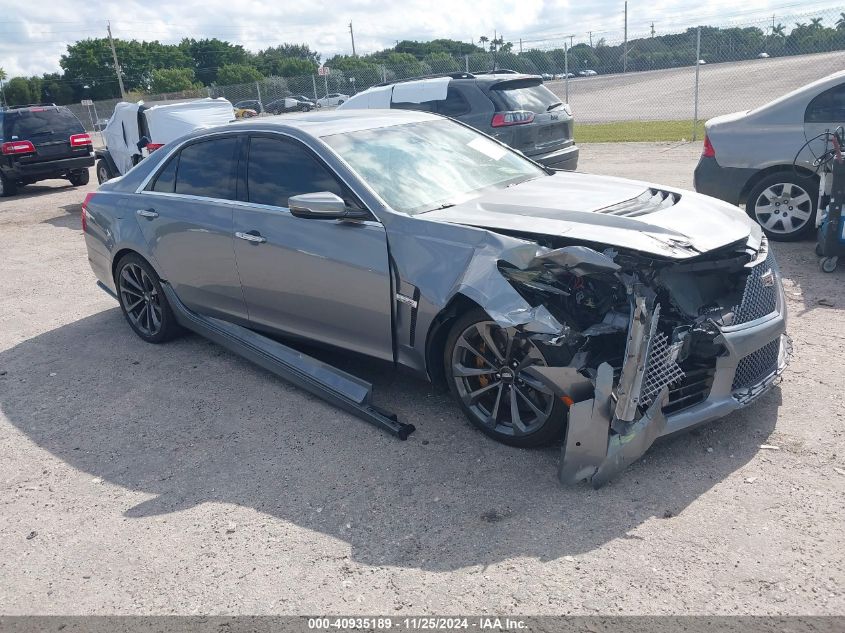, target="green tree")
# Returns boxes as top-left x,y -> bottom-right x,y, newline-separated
837,13 -> 845,30
256,44 -> 320,77
215,64 -> 263,86
180,38 -> 251,85
41,73 -> 74,104
4,77 -> 33,106
150,67 -> 200,93
809,17 -> 824,30
423,52 -> 460,73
